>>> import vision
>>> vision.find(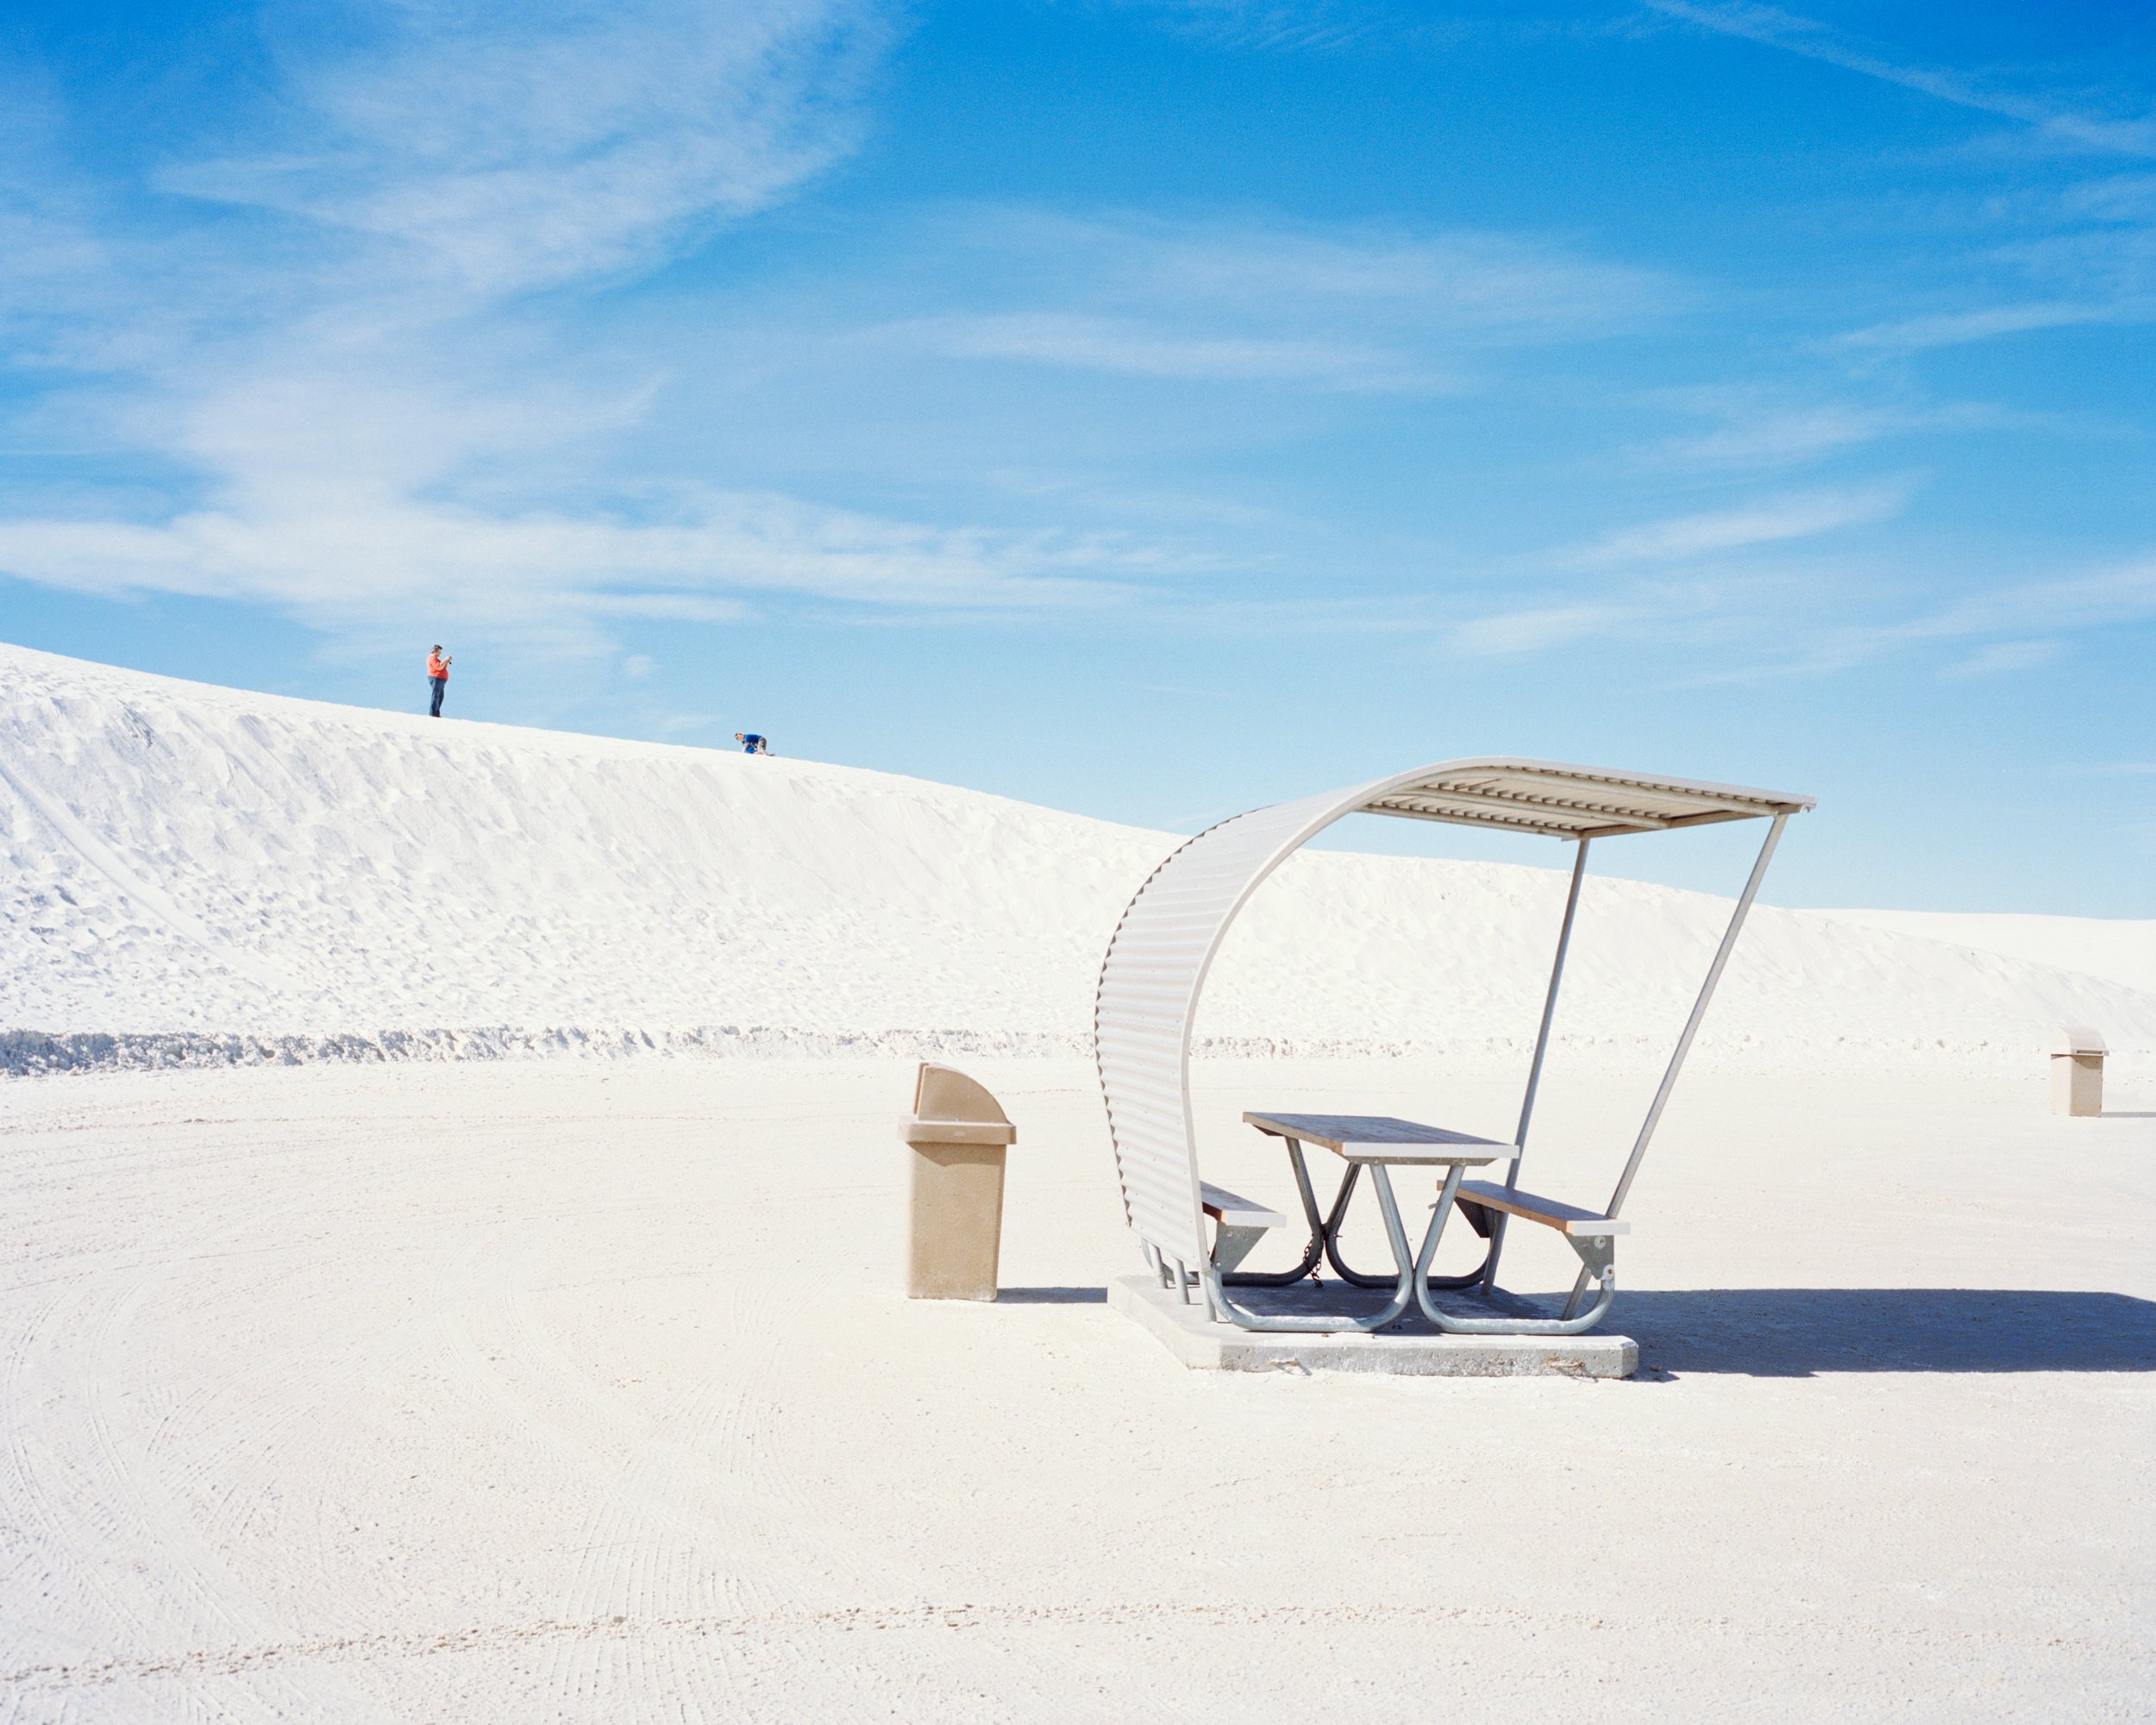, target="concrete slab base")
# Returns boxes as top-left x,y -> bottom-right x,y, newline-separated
1109,1275 -> 1638,1378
